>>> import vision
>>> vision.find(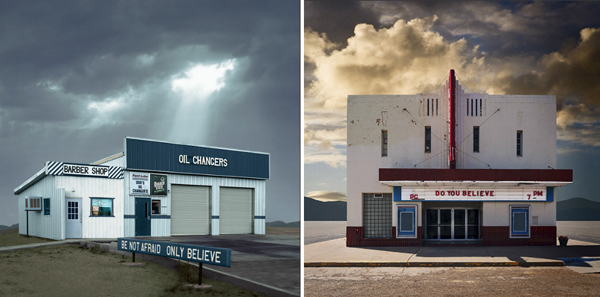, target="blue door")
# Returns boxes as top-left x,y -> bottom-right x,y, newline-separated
135,198 -> 151,236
